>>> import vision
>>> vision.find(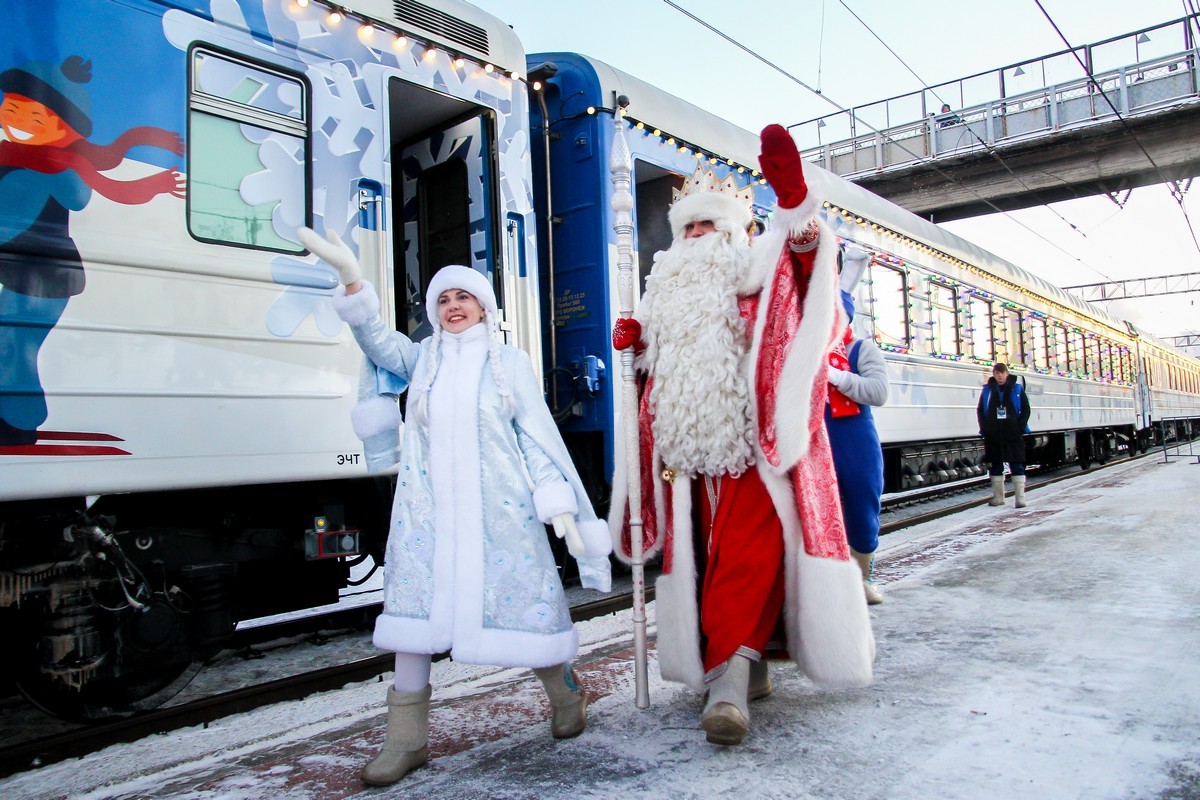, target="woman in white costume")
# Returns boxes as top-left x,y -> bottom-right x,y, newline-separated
299,227 -> 612,786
